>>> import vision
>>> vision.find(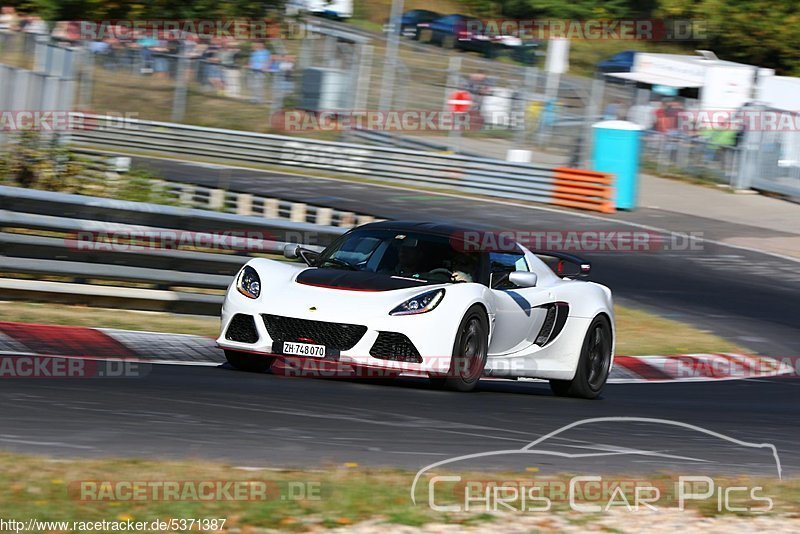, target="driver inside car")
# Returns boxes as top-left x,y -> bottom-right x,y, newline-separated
389,239 -> 424,277
450,252 -> 477,283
